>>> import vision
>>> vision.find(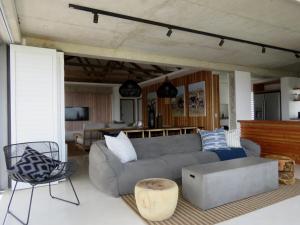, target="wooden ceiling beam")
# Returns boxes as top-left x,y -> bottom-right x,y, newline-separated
65,56 -> 76,61
130,62 -> 152,76
65,70 -> 145,81
76,57 -> 91,76
65,62 -> 168,74
113,61 -> 134,75
83,57 -> 97,76
151,64 -> 168,74
65,75 -> 144,83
